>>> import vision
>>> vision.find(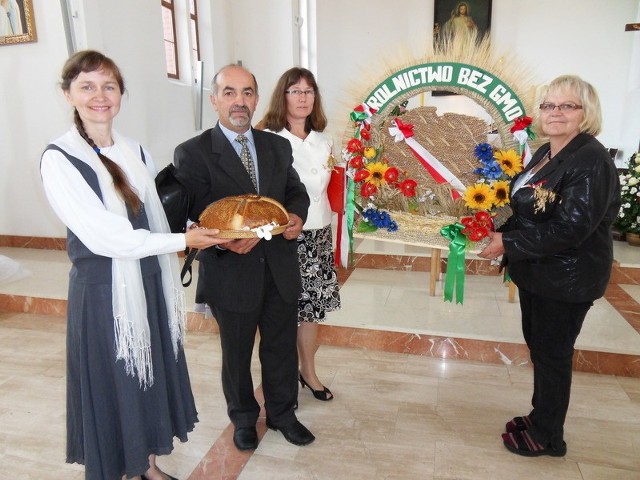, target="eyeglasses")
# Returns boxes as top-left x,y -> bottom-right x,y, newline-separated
539,103 -> 583,112
285,89 -> 315,97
